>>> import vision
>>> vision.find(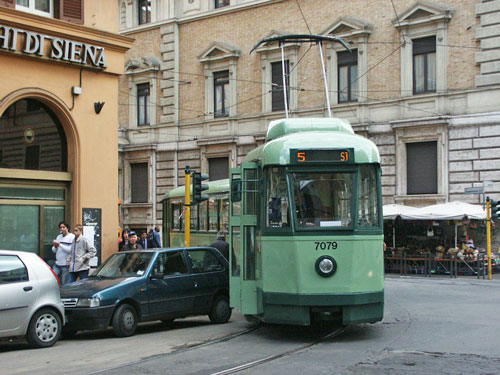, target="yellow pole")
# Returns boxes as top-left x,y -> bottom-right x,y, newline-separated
487,199 -> 491,280
185,172 -> 191,247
